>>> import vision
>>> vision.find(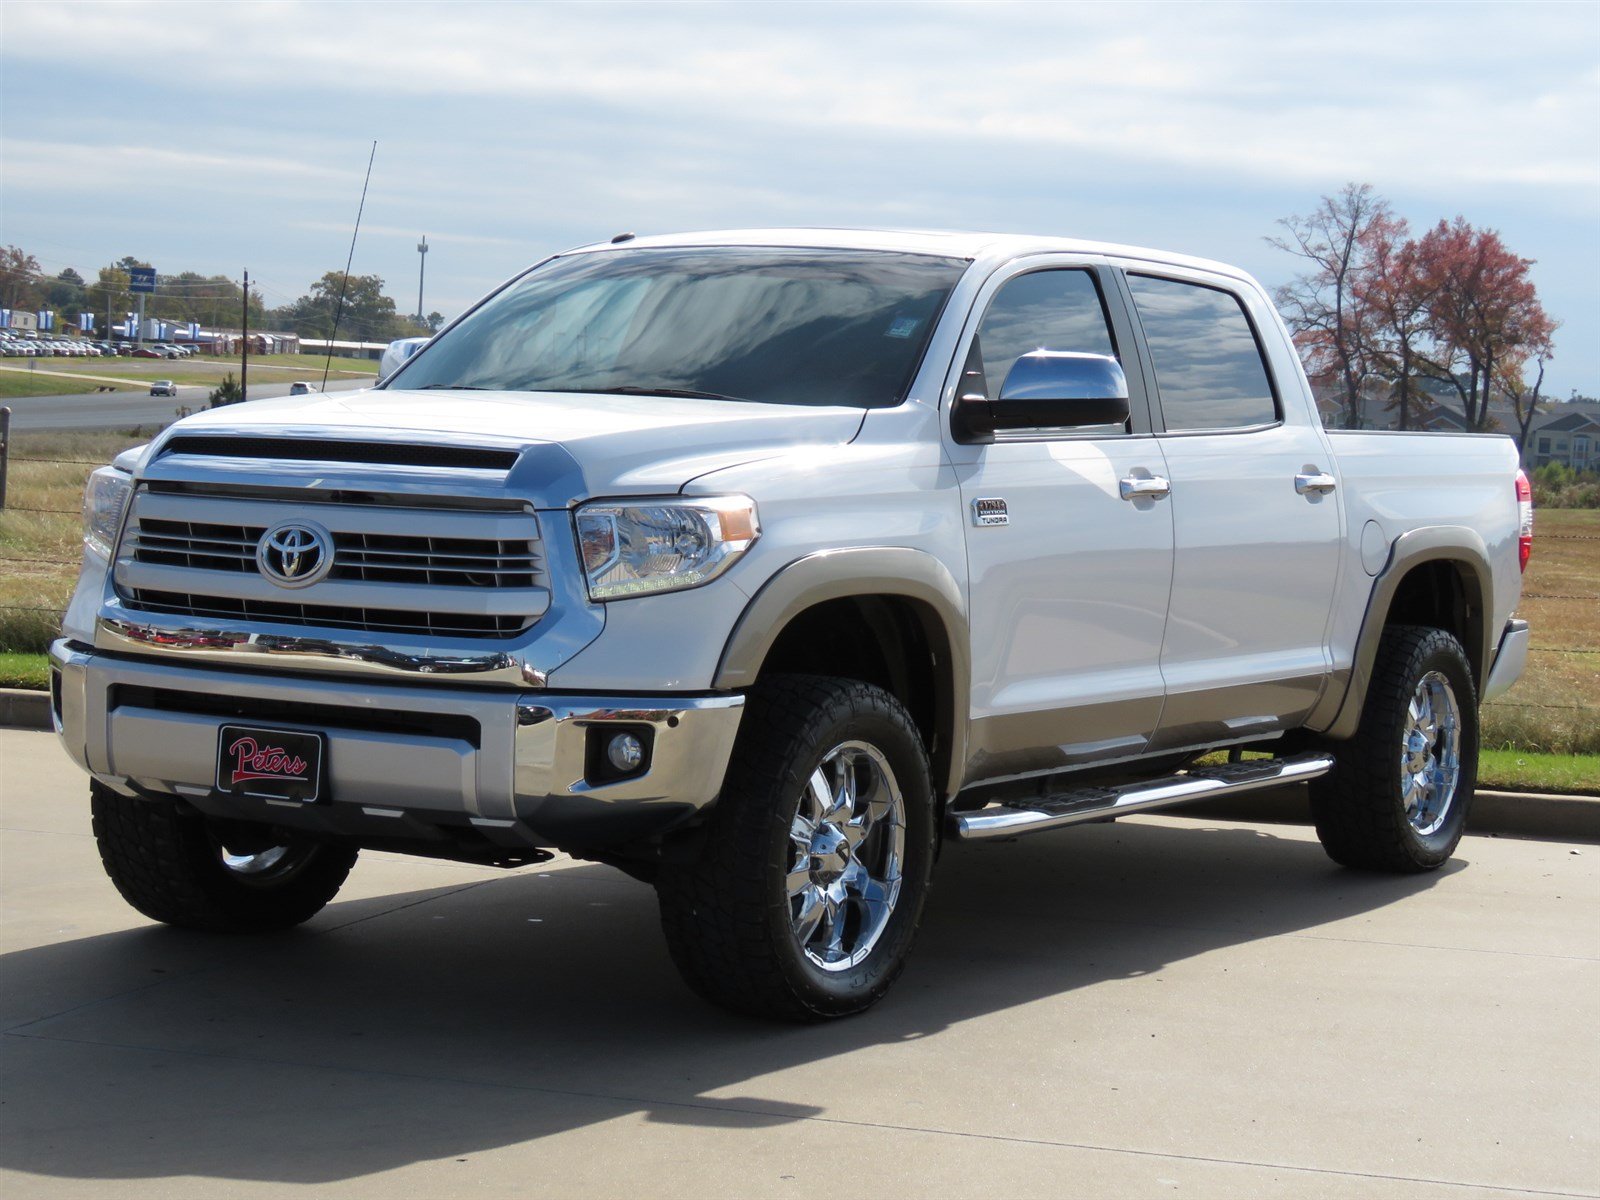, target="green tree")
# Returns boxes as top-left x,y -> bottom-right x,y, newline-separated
0,245 -> 43,310
150,272 -> 261,330
281,271 -> 417,342
85,266 -> 133,332
46,268 -> 87,319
